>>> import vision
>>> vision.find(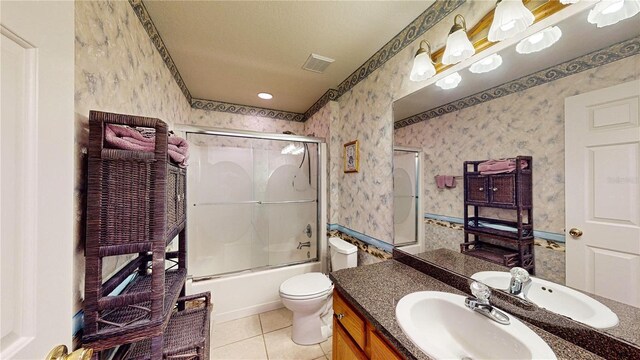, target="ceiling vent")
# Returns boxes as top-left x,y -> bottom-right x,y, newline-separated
302,53 -> 335,73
